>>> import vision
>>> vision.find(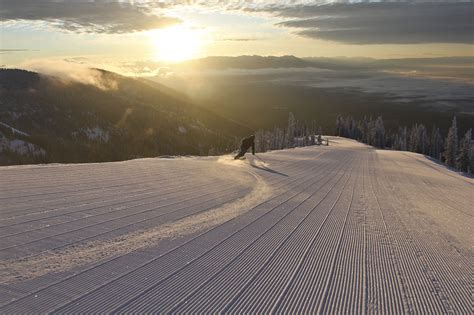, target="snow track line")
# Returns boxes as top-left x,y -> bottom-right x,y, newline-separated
367,153 -> 409,313
0,182 -> 249,256
376,155 -> 471,312
385,152 -> 472,217
0,154 -> 300,222
0,175 -> 243,237
316,156 -> 360,314
270,157 -> 360,314
0,158 -> 201,191
363,153 -> 401,314
267,155 -> 360,314
401,152 -> 474,186
39,151 -> 342,313
0,161 -> 254,210
0,155 -> 314,245
361,155 -> 369,315
107,153 -> 353,314
0,174 -> 225,229
404,164 -> 473,218
386,156 -> 473,250
0,151 -> 316,251
322,154 -> 367,313
0,166 -> 177,198
0,151 -> 304,206
372,159 -> 443,313
0,163 -> 234,213
371,153 -> 454,313
397,167 -> 472,266
221,155 -> 358,314
1,183 -> 255,283
159,155 -> 354,314
415,176 -> 473,217
0,170 -> 201,215
0,149 -> 335,311
265,152 -> 366,314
